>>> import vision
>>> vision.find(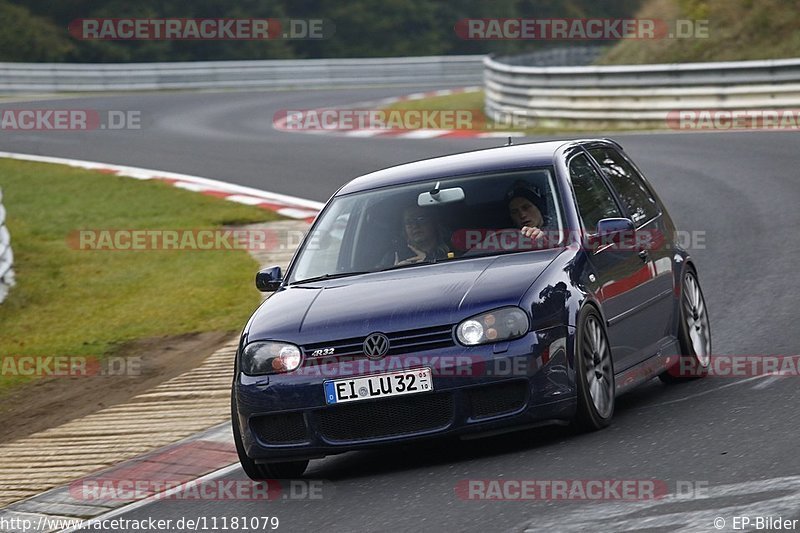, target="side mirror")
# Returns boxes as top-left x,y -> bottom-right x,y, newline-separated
590,218 -> 635,248
255,265 -> 282,292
